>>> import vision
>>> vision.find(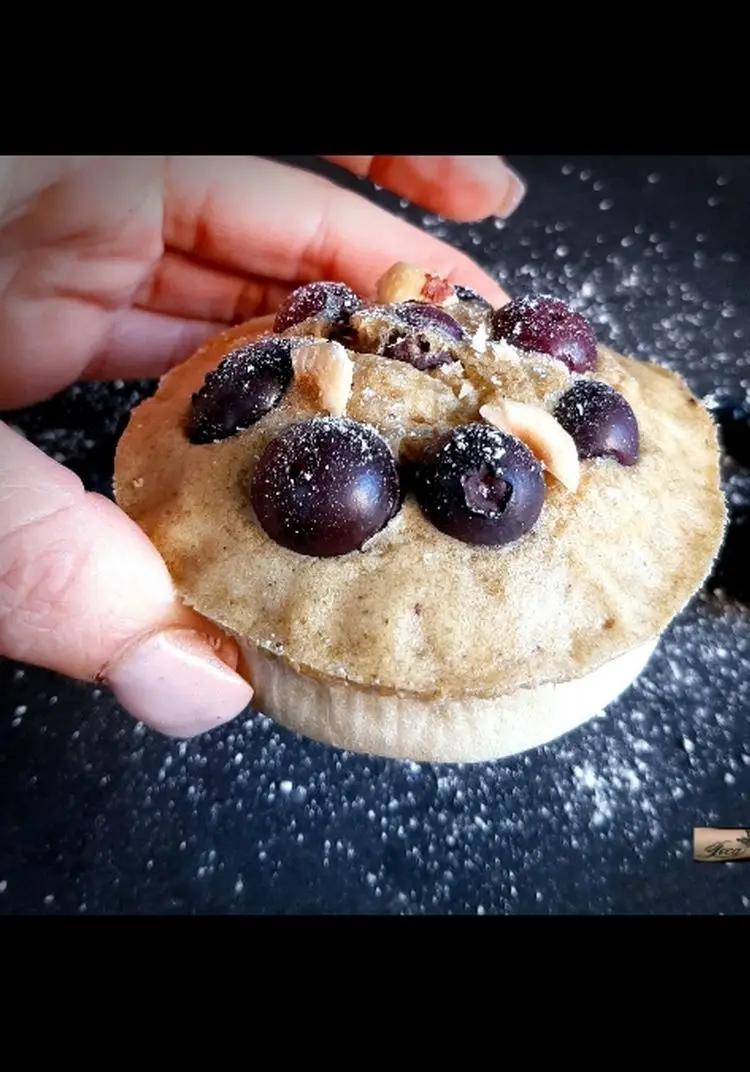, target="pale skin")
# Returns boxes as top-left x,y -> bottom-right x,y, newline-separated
0,155 -> 523,737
